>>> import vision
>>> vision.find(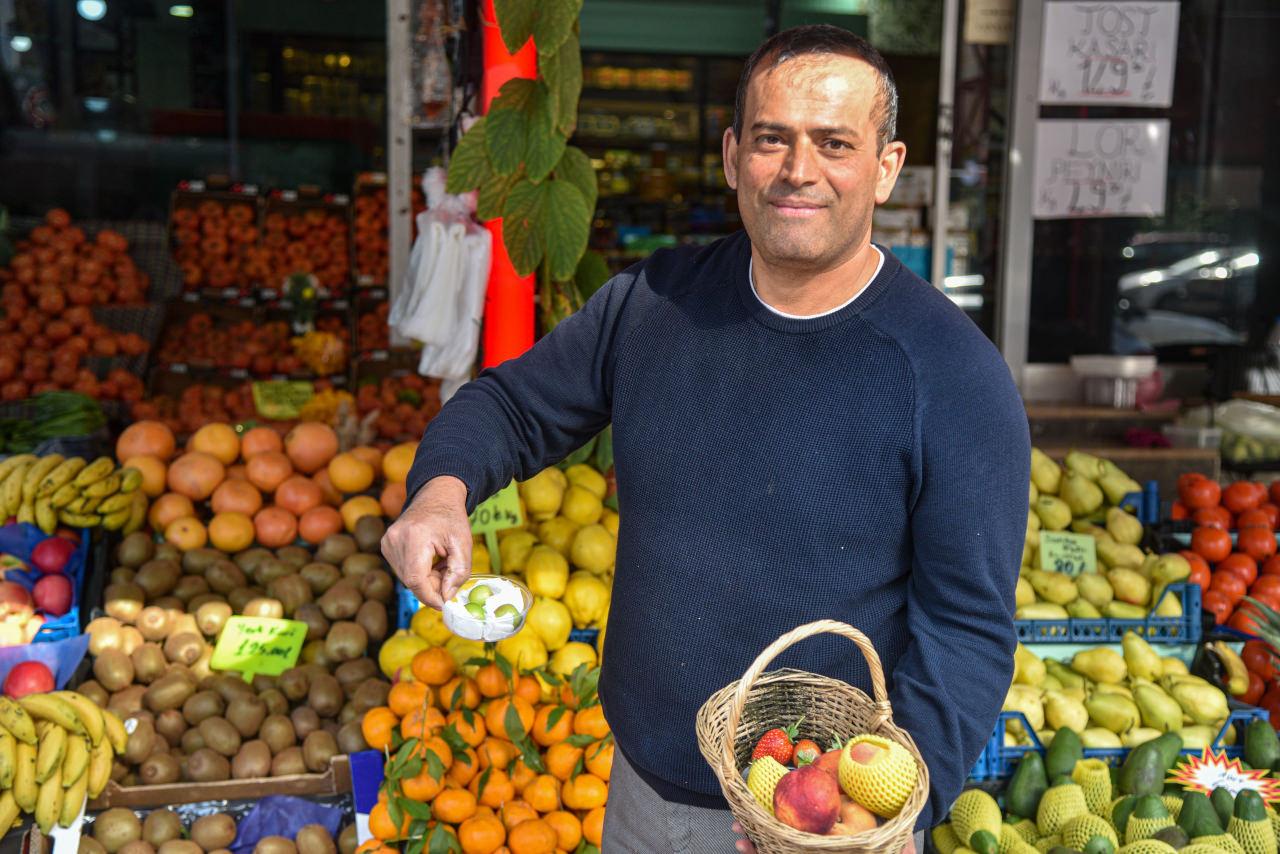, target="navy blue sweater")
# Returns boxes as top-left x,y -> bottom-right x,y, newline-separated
406,231 -> 1030,829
